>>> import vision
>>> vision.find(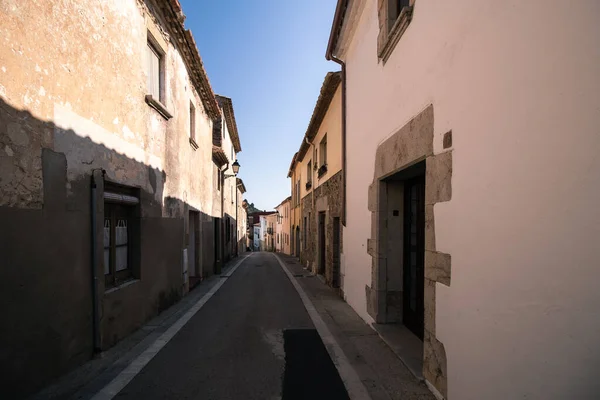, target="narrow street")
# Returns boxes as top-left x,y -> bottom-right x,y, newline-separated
106,252 -> 349,400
